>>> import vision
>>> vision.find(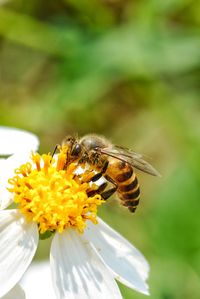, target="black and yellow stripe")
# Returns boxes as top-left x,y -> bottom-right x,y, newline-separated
106,160 -> 141,213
